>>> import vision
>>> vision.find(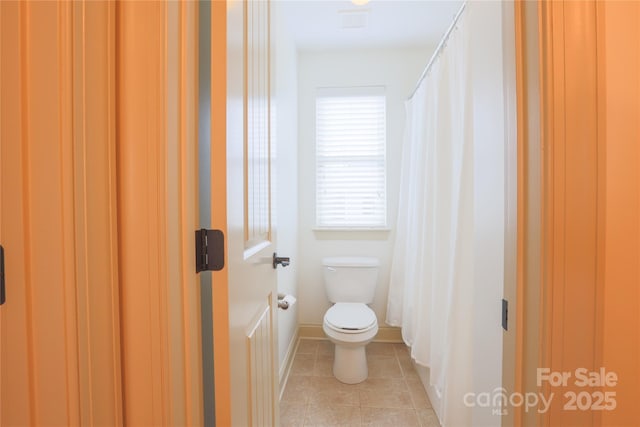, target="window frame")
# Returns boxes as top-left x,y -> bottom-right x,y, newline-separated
314,86 -> 388,230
